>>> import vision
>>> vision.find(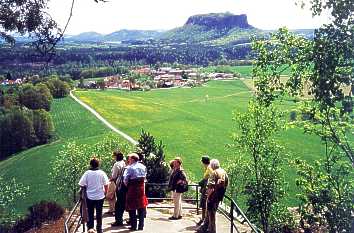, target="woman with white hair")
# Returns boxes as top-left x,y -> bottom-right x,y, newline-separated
197,159 -> 228,233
